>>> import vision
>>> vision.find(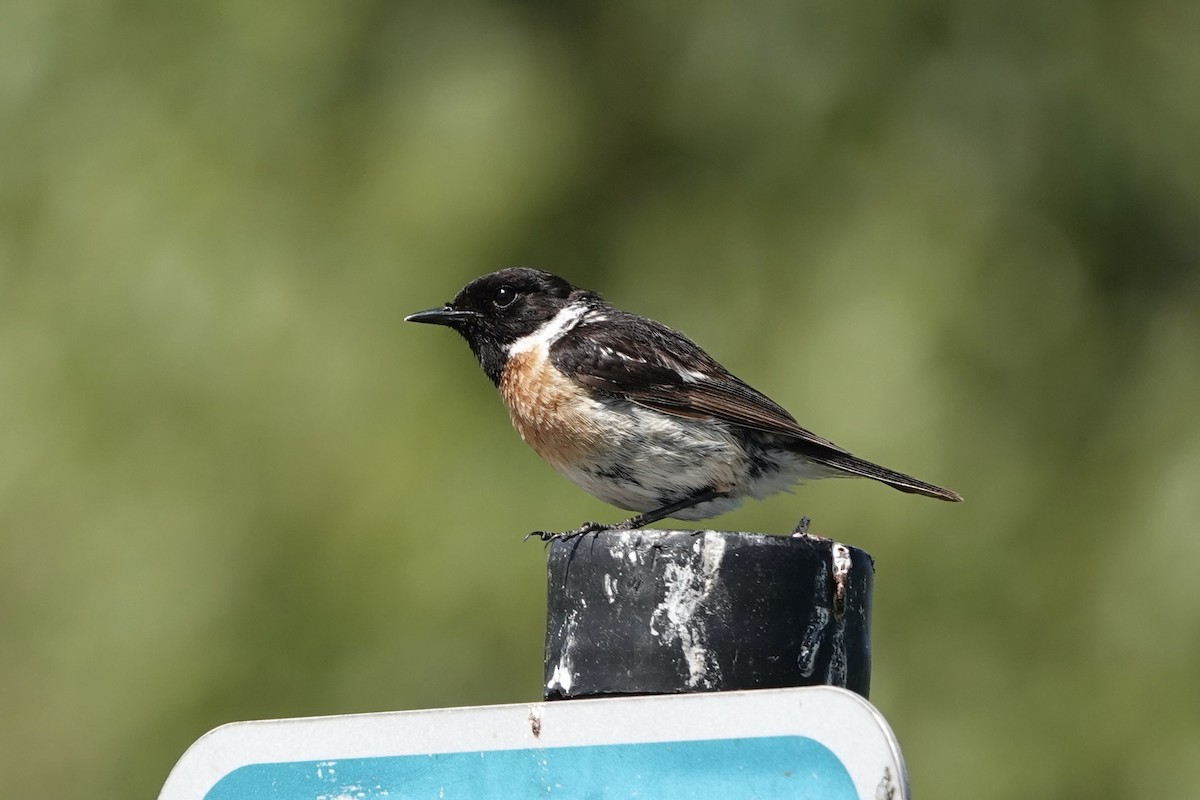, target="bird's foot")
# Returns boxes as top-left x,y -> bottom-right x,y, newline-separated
525,520 -> 613,543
